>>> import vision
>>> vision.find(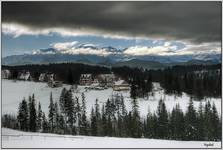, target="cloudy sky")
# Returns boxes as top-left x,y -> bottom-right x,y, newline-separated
2,1 -> 221,57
